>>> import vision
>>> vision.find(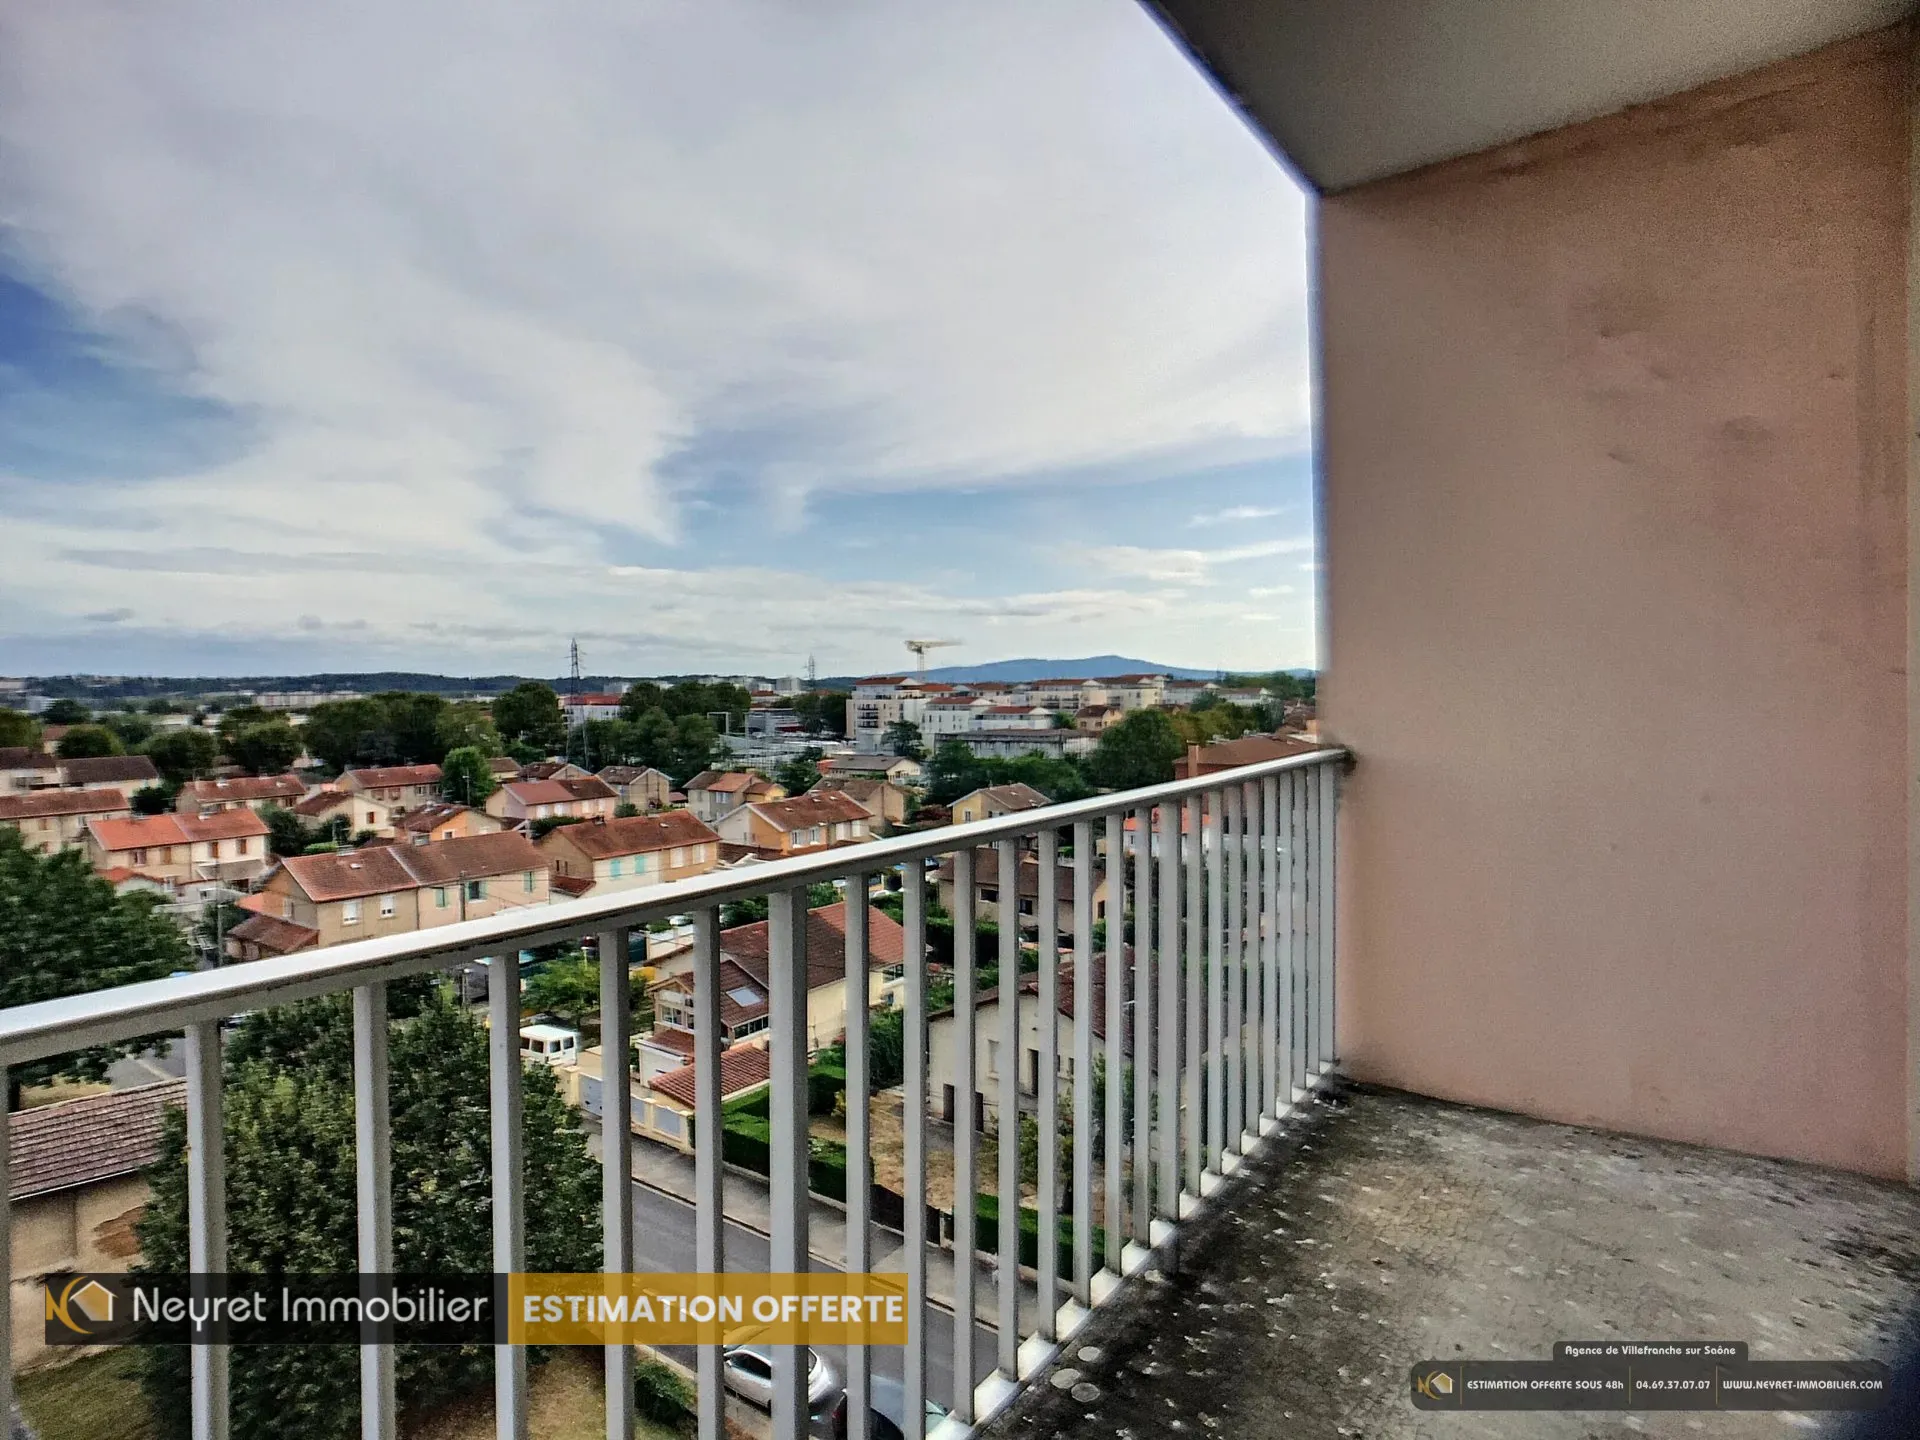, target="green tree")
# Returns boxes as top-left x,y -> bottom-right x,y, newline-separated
670,714 -> 721,782
789,690 -> 848,738
55,724 -> 124,759
435,701 -> 502,760
614,801 -> 641,819
439,746 -> 500,806
772,746 -> 823,796
142,727 -> 219,784
301,698 -> 387,773
131,783 -> 179,815
41,698 -> 91,725
0,832 -> 187,1106
137,996 -> 600,1440
102,711 -> 155,749
493,682 -> 564,753
215,705 -> 275,752
0,707 -> 38,749
925,740 -> 983,806
882,720 -> 926,761
373,690 -> 449,765
226,720 -> 302,775
143,697 -> 186,715
522,952 -> 601,1032
1088,709 -> 1183,790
